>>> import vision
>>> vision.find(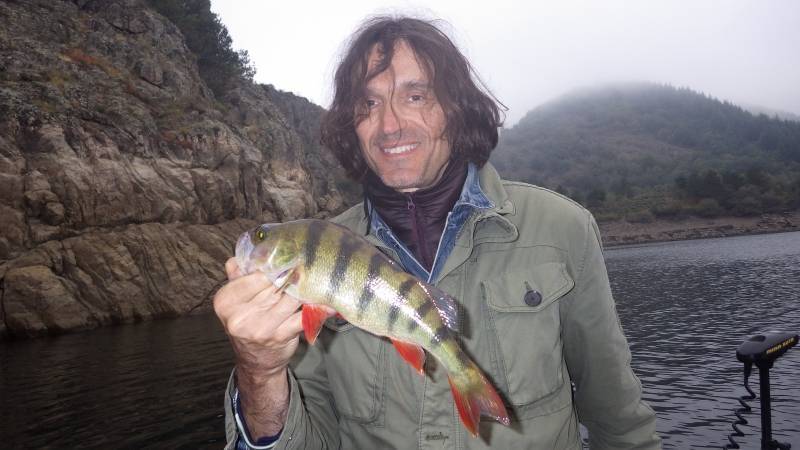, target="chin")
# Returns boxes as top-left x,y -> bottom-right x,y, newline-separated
379,172 -> 419,190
